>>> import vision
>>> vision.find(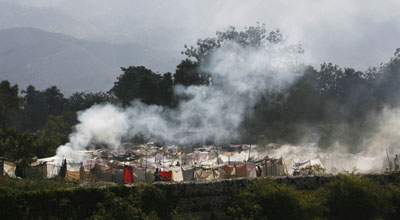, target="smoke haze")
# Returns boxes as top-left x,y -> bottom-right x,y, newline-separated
57,39 -> 305,160
8,1 -> 394,173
